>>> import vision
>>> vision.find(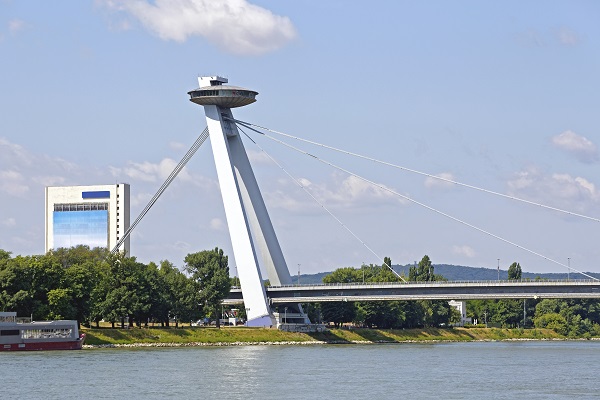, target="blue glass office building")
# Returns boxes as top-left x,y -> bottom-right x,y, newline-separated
45,184 -> 130,253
